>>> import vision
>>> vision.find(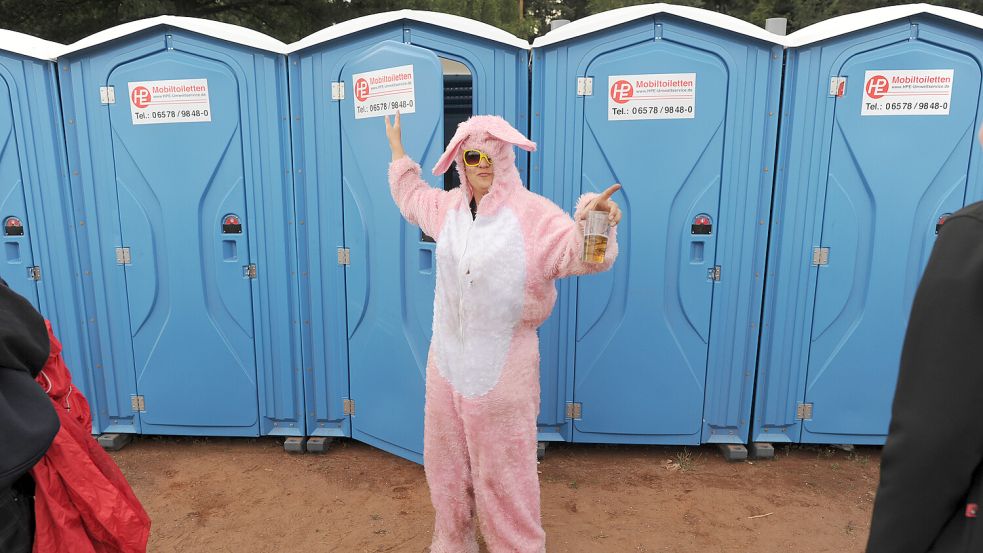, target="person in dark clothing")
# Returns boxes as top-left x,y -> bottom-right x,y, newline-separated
0,278 -> 59,553
865,199 -> 983,552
